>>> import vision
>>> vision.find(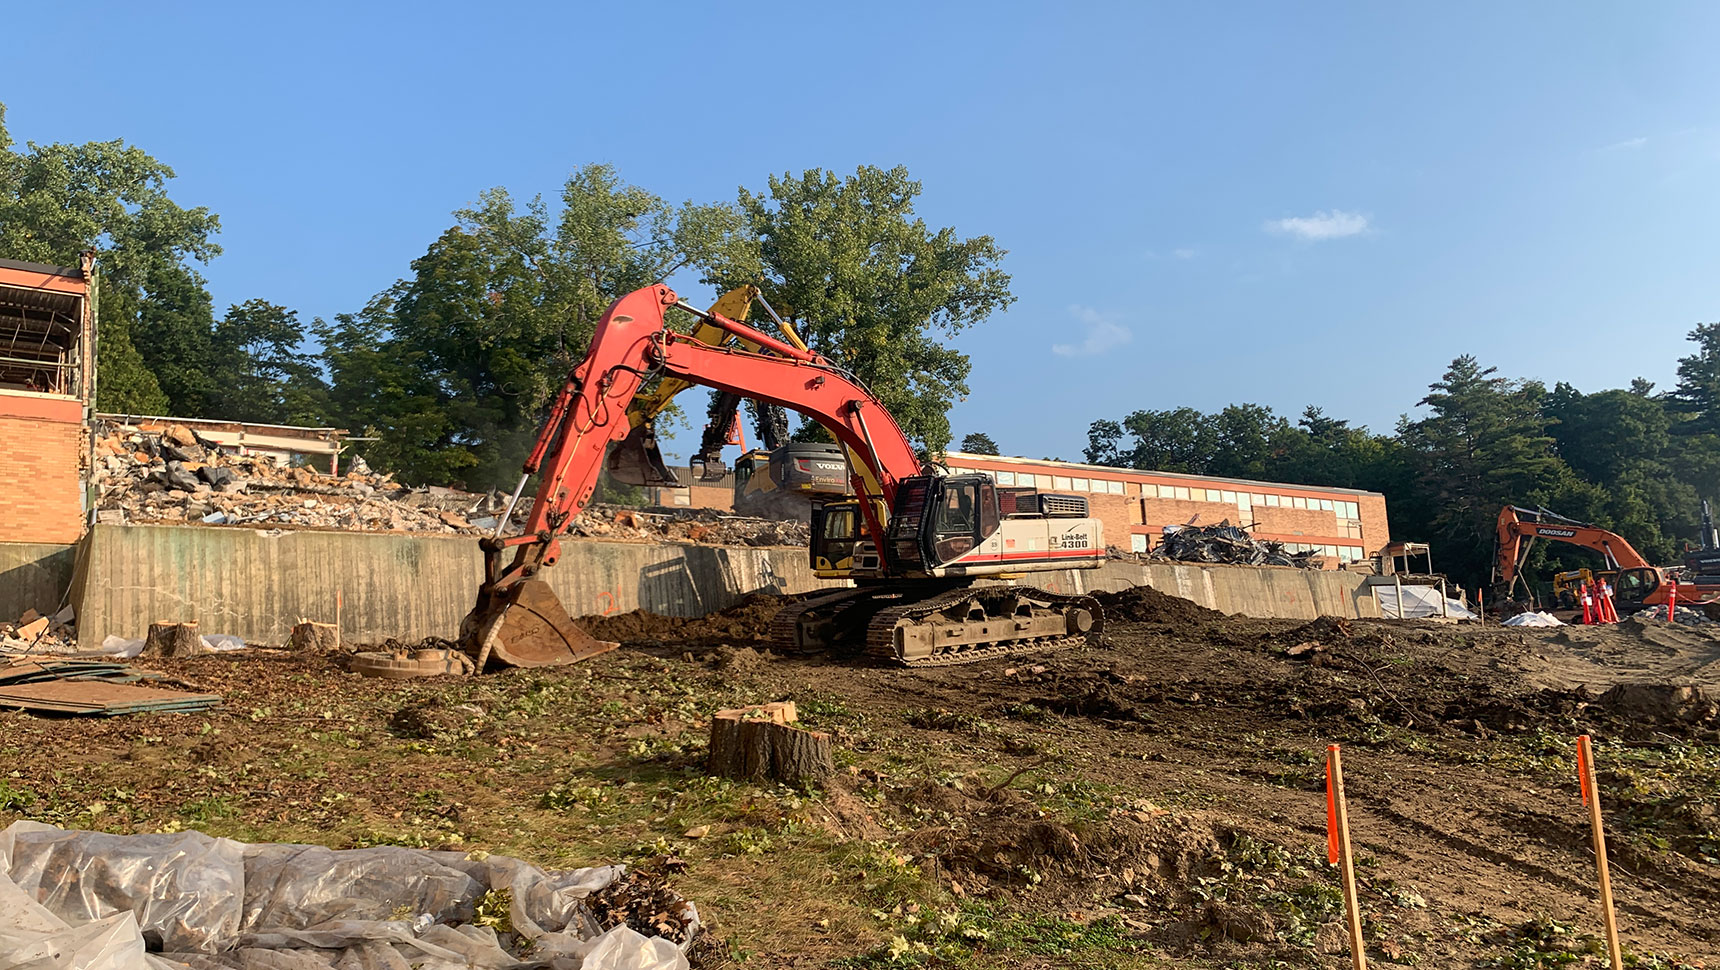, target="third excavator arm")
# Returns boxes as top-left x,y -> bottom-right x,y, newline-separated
1493,505 -> 1719,610
463,284 -> 1105,670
